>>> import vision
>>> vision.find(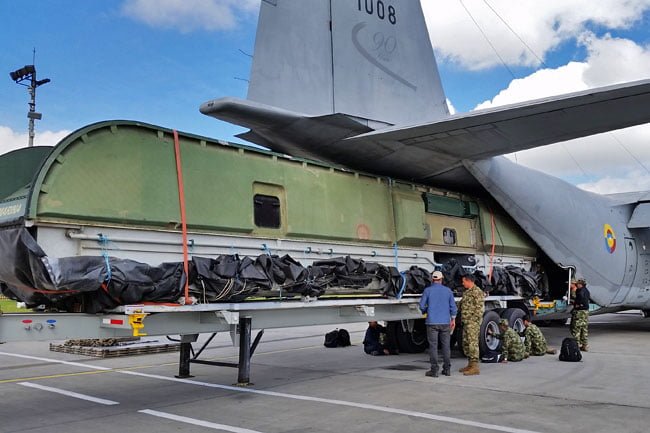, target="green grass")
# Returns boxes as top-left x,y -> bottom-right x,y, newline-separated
0,299 -> 27,313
